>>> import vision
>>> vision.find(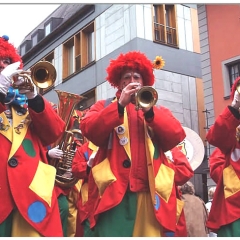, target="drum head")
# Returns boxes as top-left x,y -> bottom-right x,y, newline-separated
176,127 -> 205,171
